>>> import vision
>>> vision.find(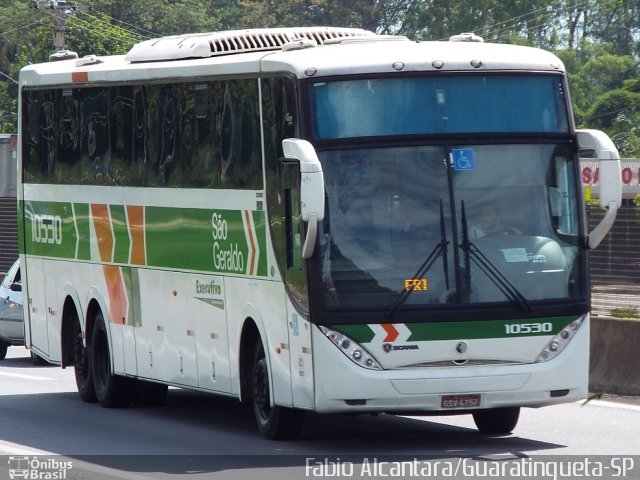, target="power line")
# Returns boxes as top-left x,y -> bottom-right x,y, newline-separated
77,10 -> 148,40
481,0 -> 592,37
0,70 -> 18,84
489,1 -> 595,43
431,0 -> 595,43
0,18 -> 46,37
86,6 -> 158,38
